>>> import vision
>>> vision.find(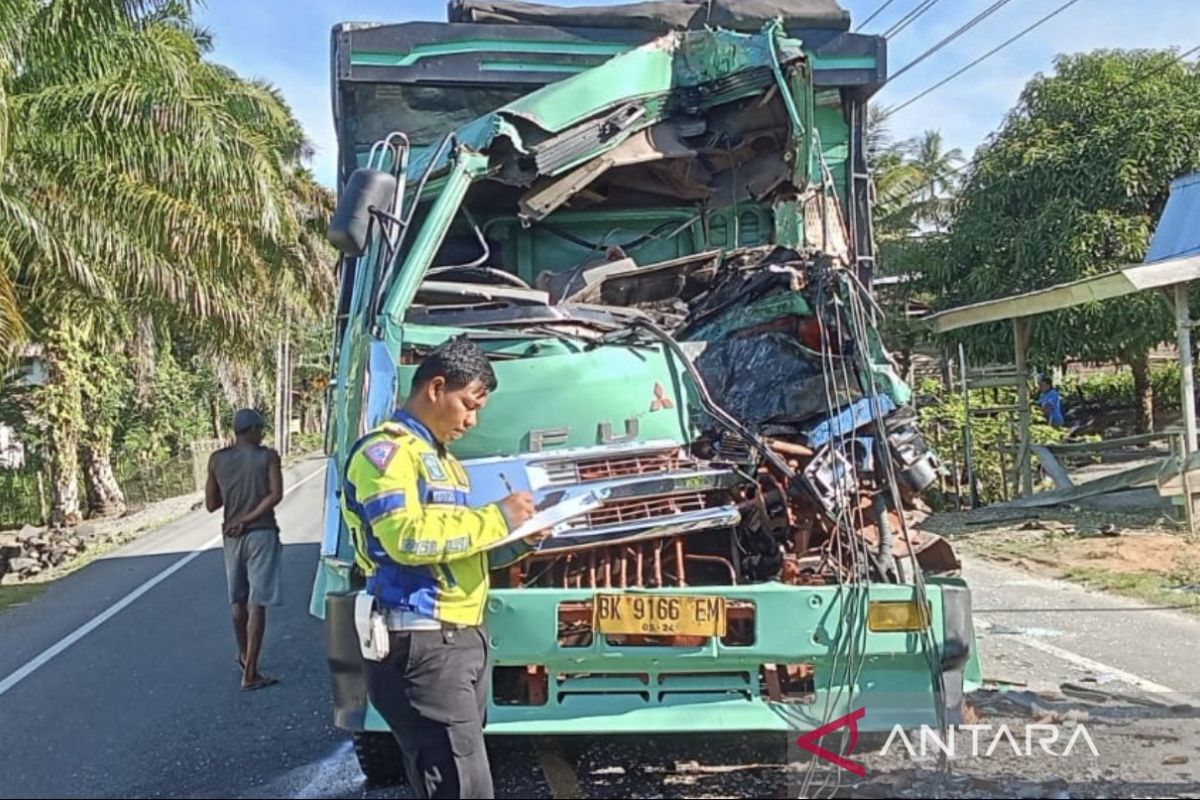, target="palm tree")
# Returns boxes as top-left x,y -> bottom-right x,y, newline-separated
1,0 -> 334,522
902,129 -> 964,228
866,104 -> 925,240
